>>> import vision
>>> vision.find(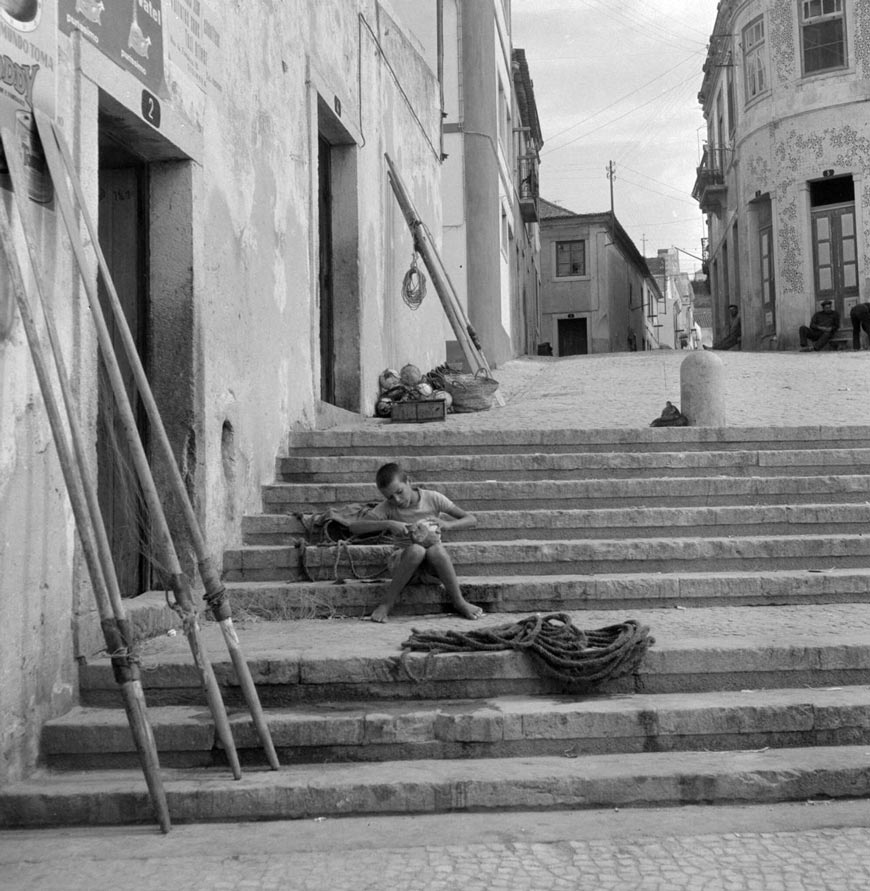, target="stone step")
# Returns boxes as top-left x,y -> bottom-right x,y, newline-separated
242,503 -> 870,545
286,426 -> 870,456
275,448 -> 870,482
222,569 -> 870,618
77,606 -> 870,707
5,745 -> 870,827
41,687 -> 870,770
222,533 -> 870,582
261,475 -> 870,513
